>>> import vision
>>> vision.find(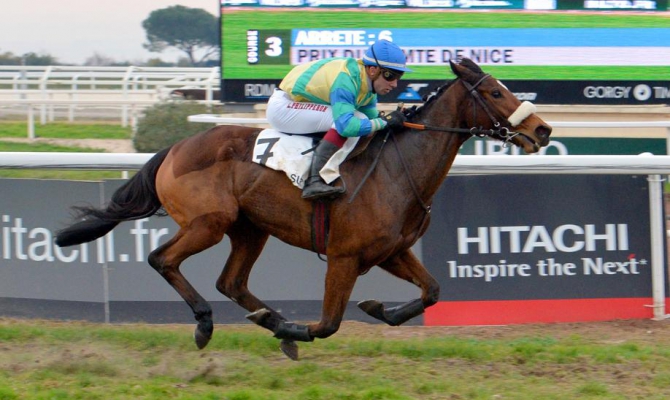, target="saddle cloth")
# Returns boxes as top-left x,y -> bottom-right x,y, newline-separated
252,129 -> 359,189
